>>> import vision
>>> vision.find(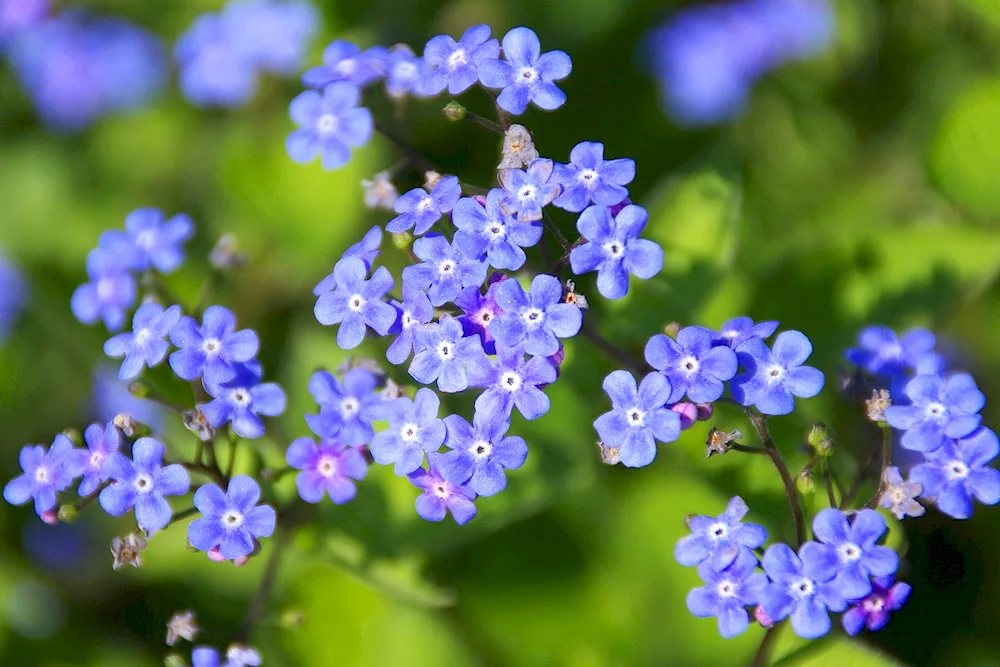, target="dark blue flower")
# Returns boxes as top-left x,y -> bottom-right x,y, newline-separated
385,175 -> 462,236
370,388 -> 447,475
594,370 -> 681,468
188,476 -> 276,559
71,249 -> 137,331
408,316 -> 484,393
809,508 -> 899,600
422,24 -> 499,95
4,436 -> 81,516
478,26 -> 571,114
884,373 -> 985,453
675,496 -> 769,570
201,363 -> 286,439
909,427 -> 1000,519
551,142 -> 634,213
759,542 -> 846,639
386,285 -> 434,366
98,437 -> 189,535
305,368 -> 385,445
455,284 -> 503,356
313,225 -> 383,296
99,208 -> 194,273
301,39 -> 387,89
846,326 -> 937,378
408,452 -> 477,525
644,326 -> 738,404
453,189 -> 542,270
169,306 -> 259,386
313,257 -> 396,349
842,575 -> 911,636
286,83 -> 374,171
74,422 -> 121,497
498,159 -> 560,222
731,331 -> 825,415
286,437 -> 368,504
489,274 -> 582,357
467,342 -> 557,422
570,204 -> 663,299
712,316 -> 778,349
104,303 -> 181,380
686,549 -> 768,638
401,234 -> 486,307
438,413 -> 527,496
